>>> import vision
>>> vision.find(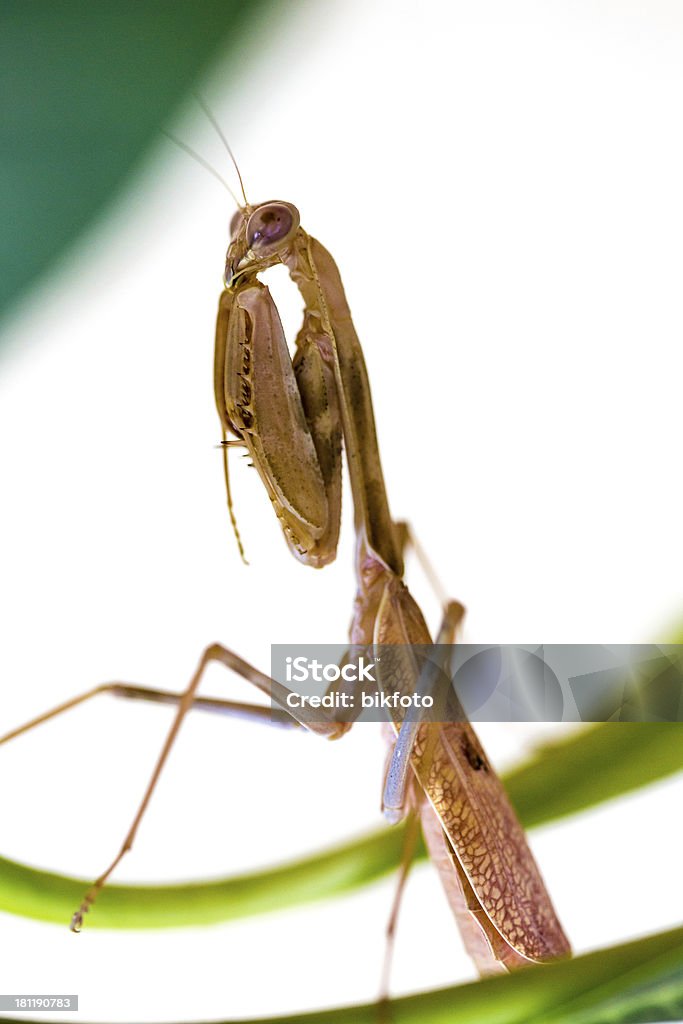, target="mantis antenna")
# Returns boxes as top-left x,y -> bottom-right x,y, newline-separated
194,93 -> 249,207
162,121 -> 250,563
162,130 -> 243,209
